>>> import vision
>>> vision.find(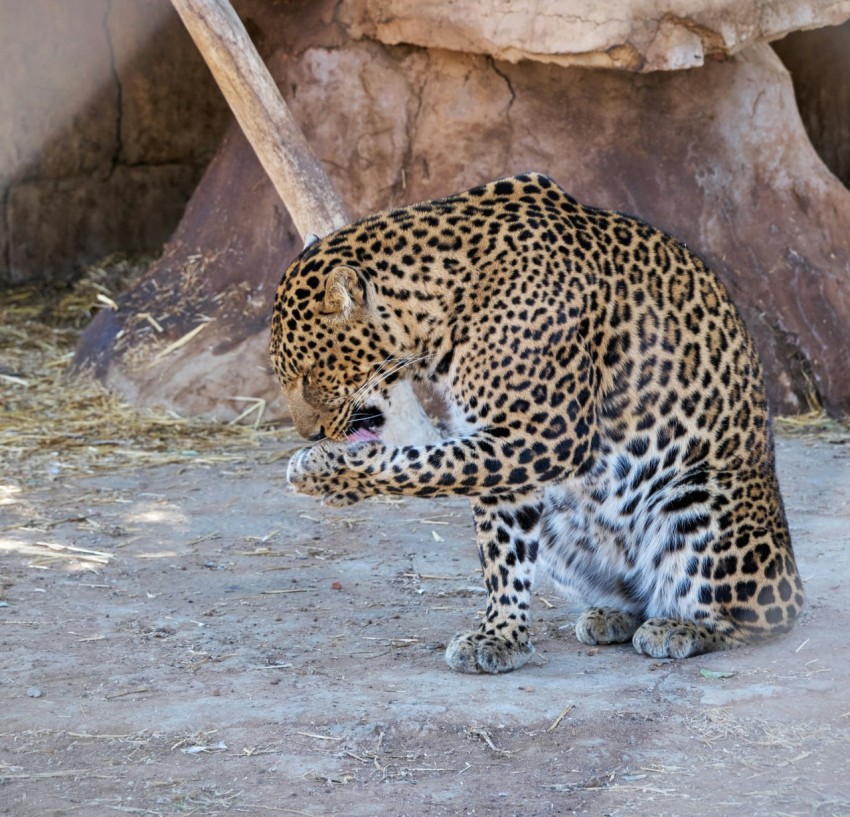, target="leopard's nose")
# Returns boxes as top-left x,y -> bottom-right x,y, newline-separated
288,394 -> 322,441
